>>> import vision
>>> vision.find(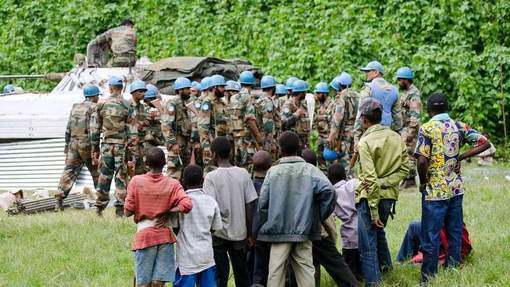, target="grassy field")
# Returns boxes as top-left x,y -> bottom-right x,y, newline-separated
0,164 -> 509,286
